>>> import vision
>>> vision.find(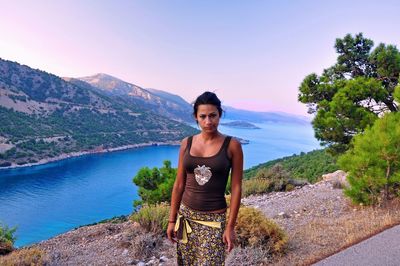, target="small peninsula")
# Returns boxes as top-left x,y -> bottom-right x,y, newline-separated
221,121 -> 260,129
